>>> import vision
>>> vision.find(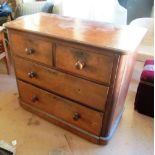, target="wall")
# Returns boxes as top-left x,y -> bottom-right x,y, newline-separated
15,0 -> 154,25
126,0 -> 154,23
